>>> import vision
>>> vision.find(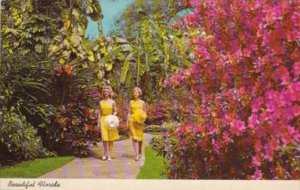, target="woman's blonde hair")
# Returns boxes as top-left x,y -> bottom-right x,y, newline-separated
102,86 -> 114,98
133,87 -> 143,96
